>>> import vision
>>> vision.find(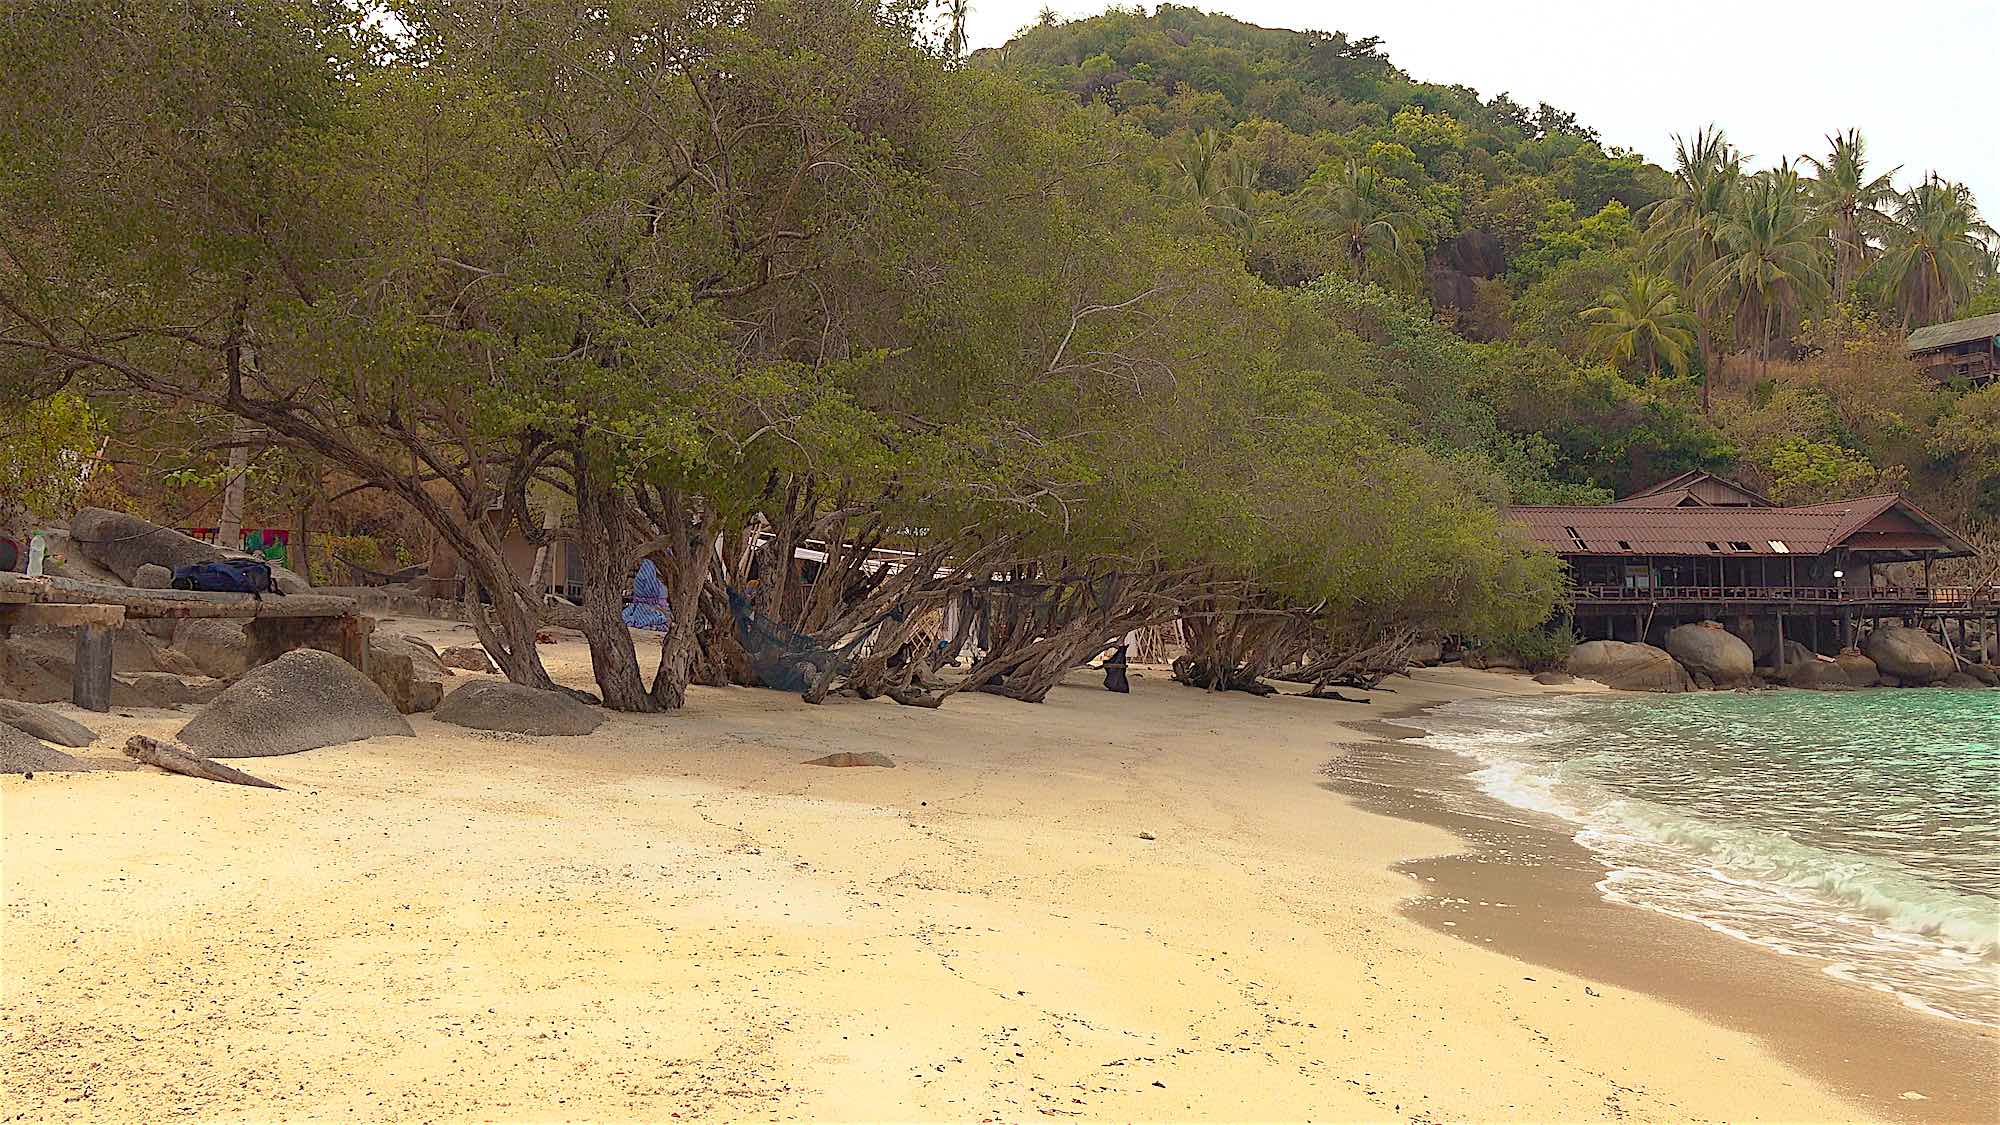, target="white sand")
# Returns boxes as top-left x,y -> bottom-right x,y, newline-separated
0,625 -> 1855,1122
